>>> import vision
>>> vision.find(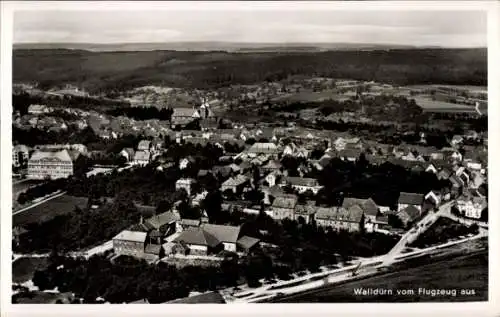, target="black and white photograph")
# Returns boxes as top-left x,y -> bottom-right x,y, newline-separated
1,0 -> 498,314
